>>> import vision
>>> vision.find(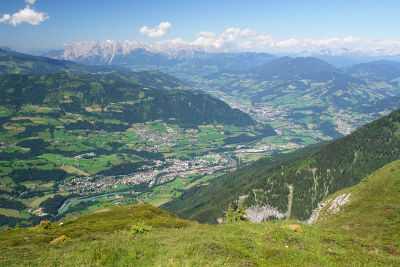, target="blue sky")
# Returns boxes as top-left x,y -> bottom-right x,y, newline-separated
1,0 -> 400,53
